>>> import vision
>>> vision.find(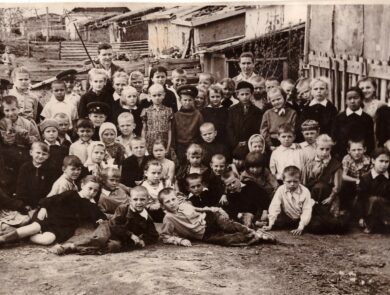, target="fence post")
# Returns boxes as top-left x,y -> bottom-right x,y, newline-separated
27,39 -> 31,58
59,41 -> 61,60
